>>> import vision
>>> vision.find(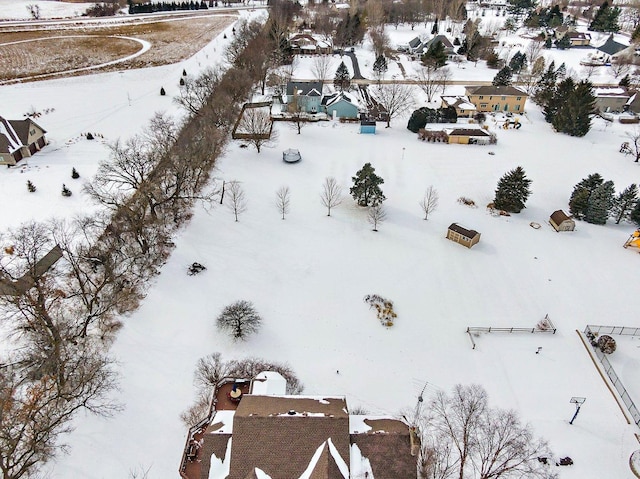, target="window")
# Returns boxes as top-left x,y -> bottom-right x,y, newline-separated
516,96 -> 522,100
493,104 -> 499,111
479,95 -> 484,99
515,105 -> 520,111
501,96 -> 506,100
504,104 -> 509,111
480,104 -> 488,108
